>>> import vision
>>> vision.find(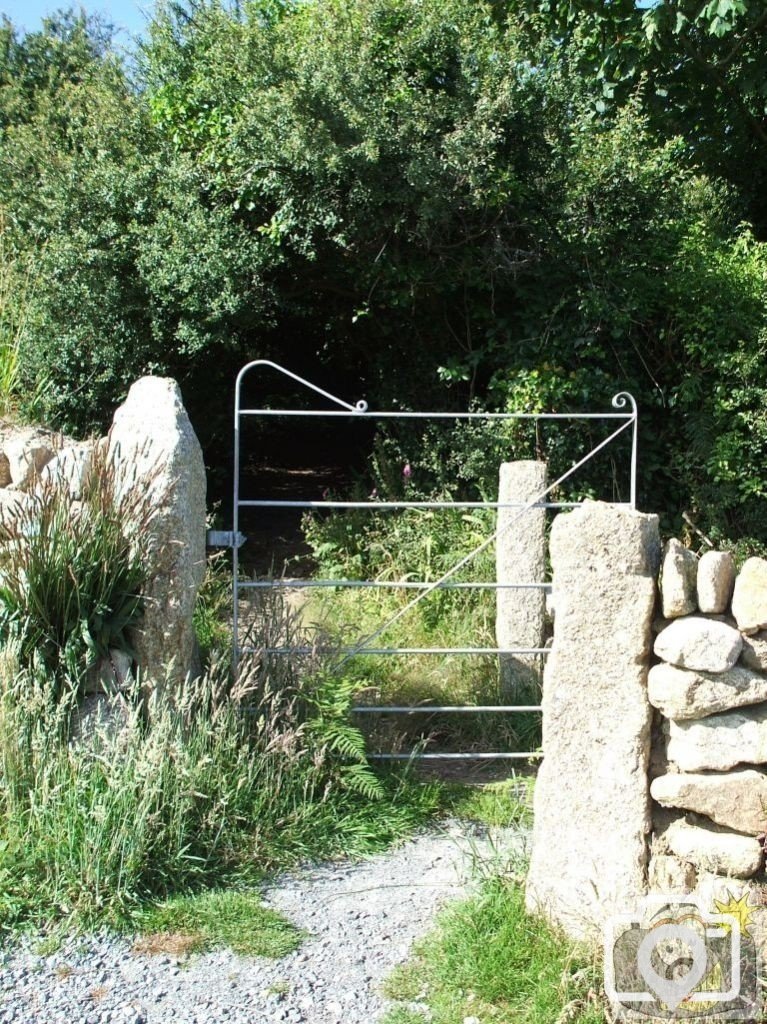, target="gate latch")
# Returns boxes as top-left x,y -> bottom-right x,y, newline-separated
206,530 -> 247,549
